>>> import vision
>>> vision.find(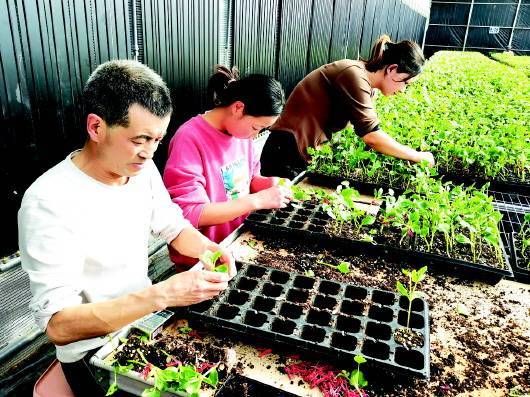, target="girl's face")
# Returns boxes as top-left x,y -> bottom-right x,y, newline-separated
380,64 -> 418,96
225,101 -> 278,139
